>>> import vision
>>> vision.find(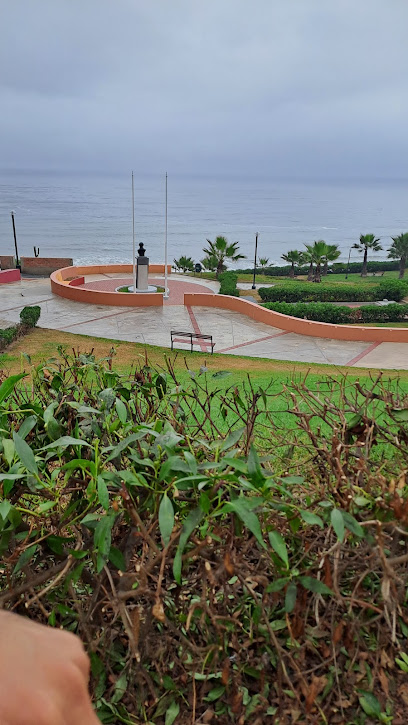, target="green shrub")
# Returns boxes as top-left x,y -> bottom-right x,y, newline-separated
262,301 -> 408,324
218,271 -> 239,296
263,301 -> 352,323
2,353 -> 408,723
258,280 -> 408,303
377,278 -> 408,302
0,326 -> 19,345
19,305 -> 41,328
